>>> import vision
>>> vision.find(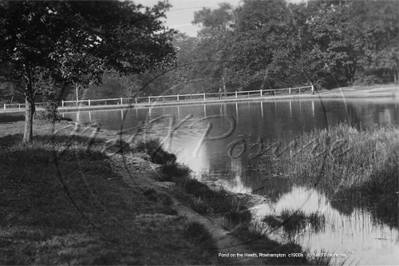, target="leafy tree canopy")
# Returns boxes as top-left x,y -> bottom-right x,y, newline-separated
0,0 -> 176,142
